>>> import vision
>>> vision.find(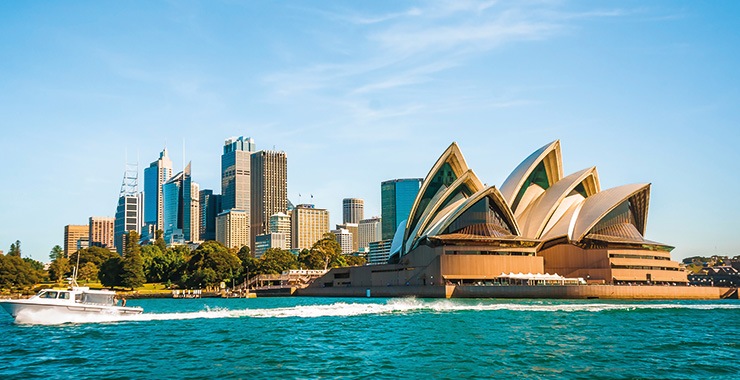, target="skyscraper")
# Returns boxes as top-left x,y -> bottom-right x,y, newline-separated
291,204 -> 329,250
381,178 -> 423,240
342,198 -> 364,224
331,228 -> 353,254
358,217 -> 382,251
251,150 -> 288,249
143,148 -> 173,233
163,162 -> 199,244
221,136 -> 255,212
199,189 -> 222,241
64,224 -> 88,257
89,216 -> 115,249
335,223 -> 359,253
114,162 -> 141,254
269,212 -> 291,248
216,209 -> 249,249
